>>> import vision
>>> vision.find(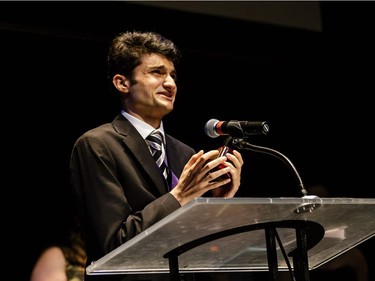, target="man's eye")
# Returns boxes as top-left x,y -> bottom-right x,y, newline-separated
152,70 -> 162,74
